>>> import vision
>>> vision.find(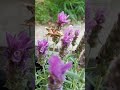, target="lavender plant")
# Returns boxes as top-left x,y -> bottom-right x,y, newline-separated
35,11 -> 85,90
48,55 -> 72,90
35,54 -> 85,90
5,31 -> 34,90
